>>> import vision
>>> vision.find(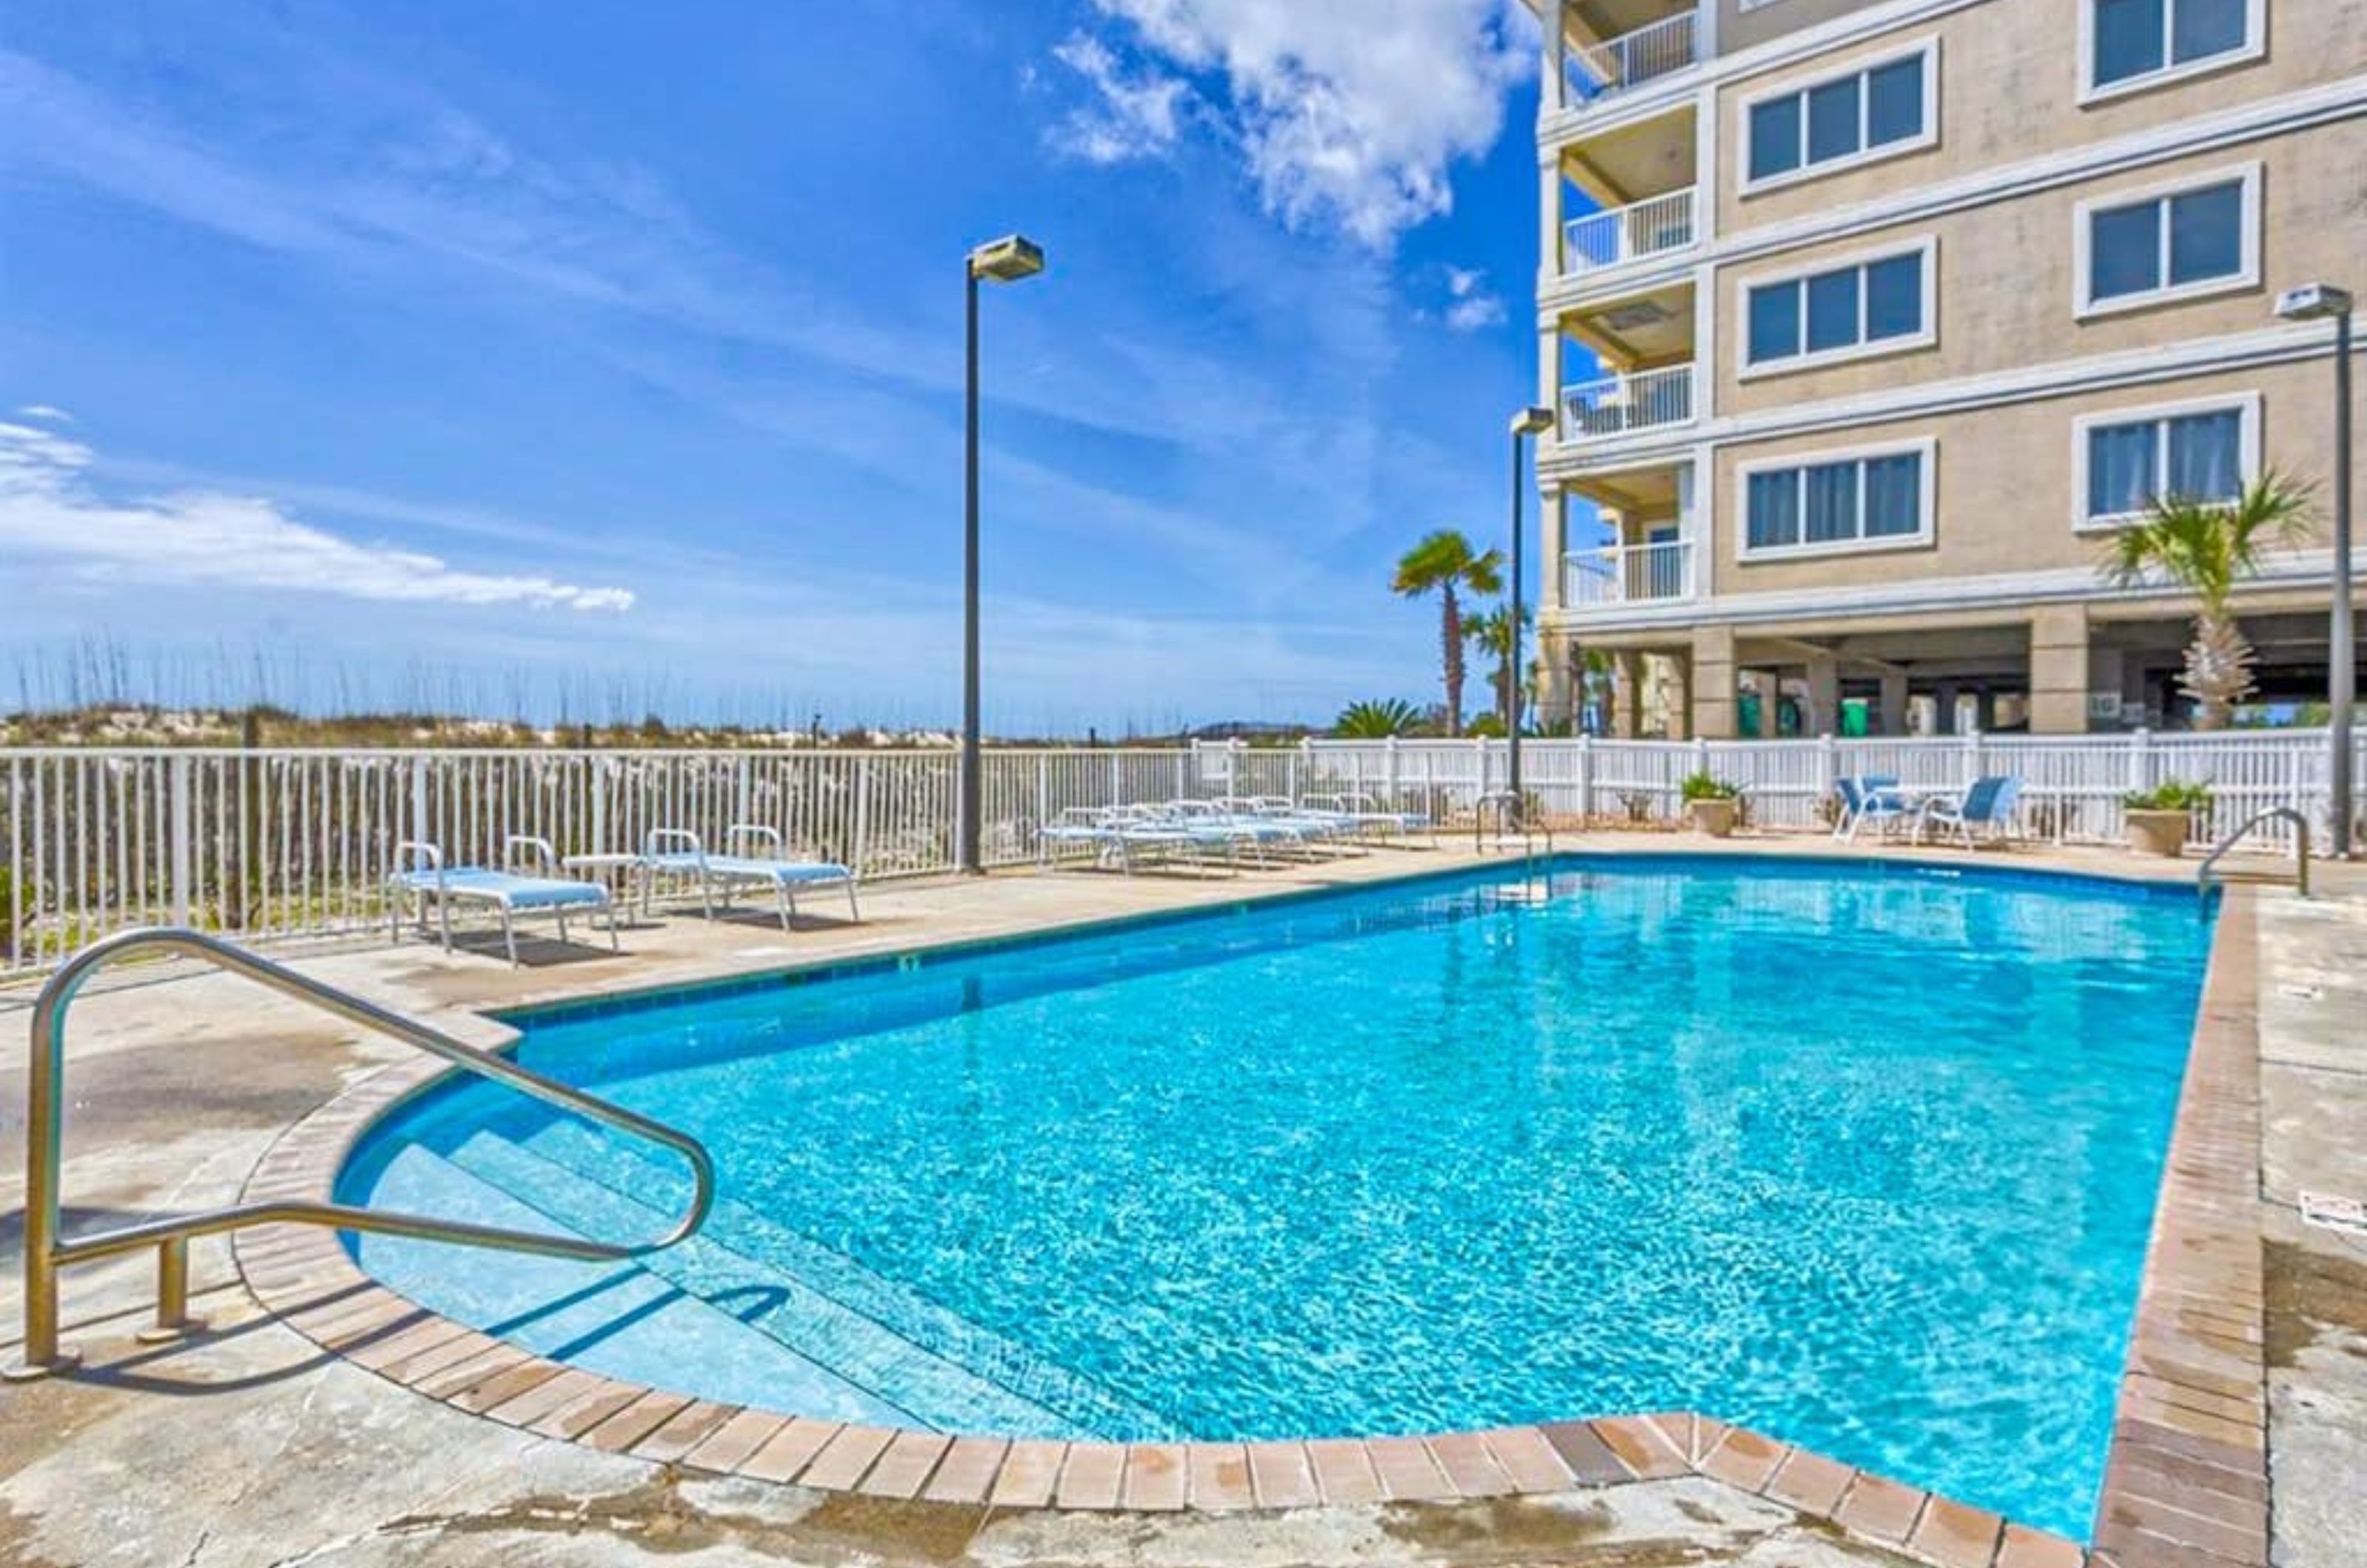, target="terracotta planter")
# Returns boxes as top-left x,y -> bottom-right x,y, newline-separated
1687,797 -> 1739,838
2124,808 -> 2191,858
